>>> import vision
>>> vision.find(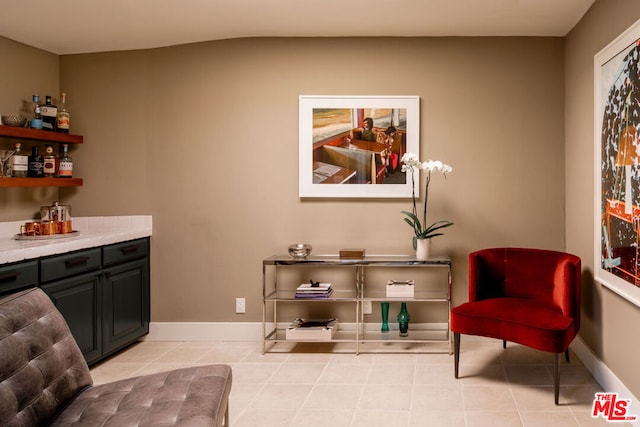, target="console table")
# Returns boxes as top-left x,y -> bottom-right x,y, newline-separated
262,254 -> 452,354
